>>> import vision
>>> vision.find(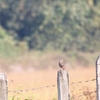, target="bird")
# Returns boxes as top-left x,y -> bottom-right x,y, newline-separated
58,60 -> 65,70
